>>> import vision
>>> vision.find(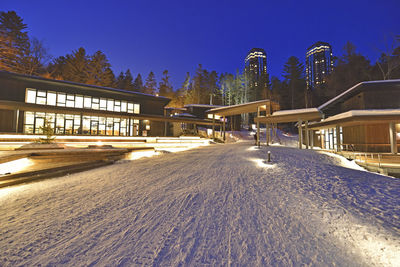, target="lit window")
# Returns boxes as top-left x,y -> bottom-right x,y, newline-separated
47,91 -> 57,106
127,103 -> 134,113
107,99 -> 114,112
26,88 -> 36,103
24,111 -> 35,134
114,100 -> 121,112
82,116 -> 91,135
57,93 -> 66,107
75,95 -> 83,108
134,104 -> 140,114
36,90 -> 47,105
92,97 -> 100,110
66,94 -> 75,107
84,96 -> 92,109
100,98 -> 107,110
121,101 -> 127,112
